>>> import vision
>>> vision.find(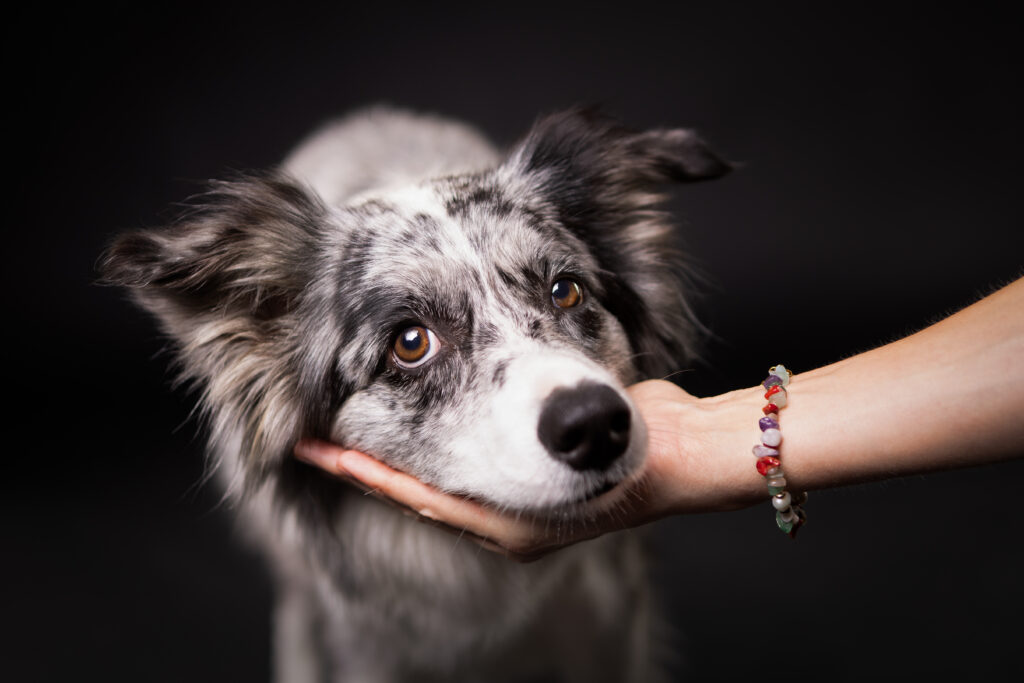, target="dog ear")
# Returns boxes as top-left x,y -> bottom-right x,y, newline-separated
512,106 -> 731,194
508,108 -> 732,377
100,173 -> 324,327
99,173 -> 332,490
